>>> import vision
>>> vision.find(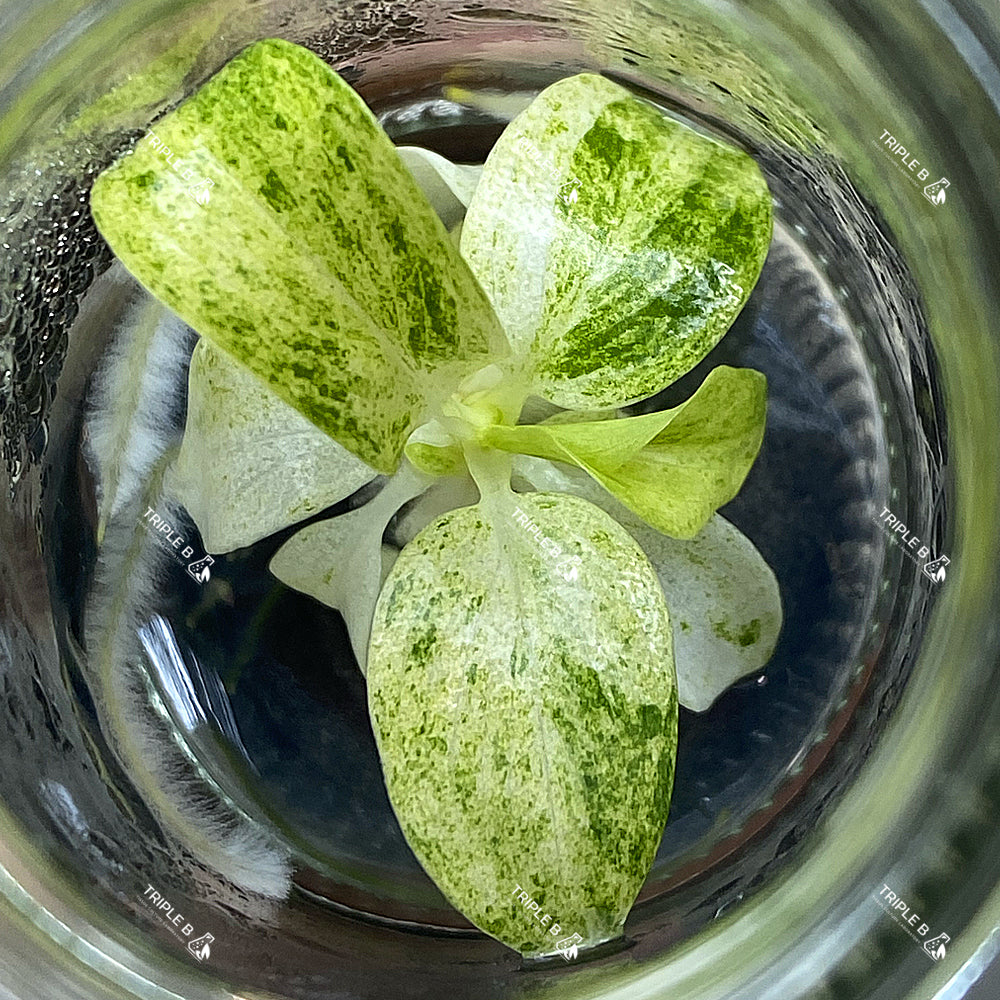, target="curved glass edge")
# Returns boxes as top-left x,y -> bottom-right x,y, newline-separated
0,807 -> 232,1000
0,0 -> 998,997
